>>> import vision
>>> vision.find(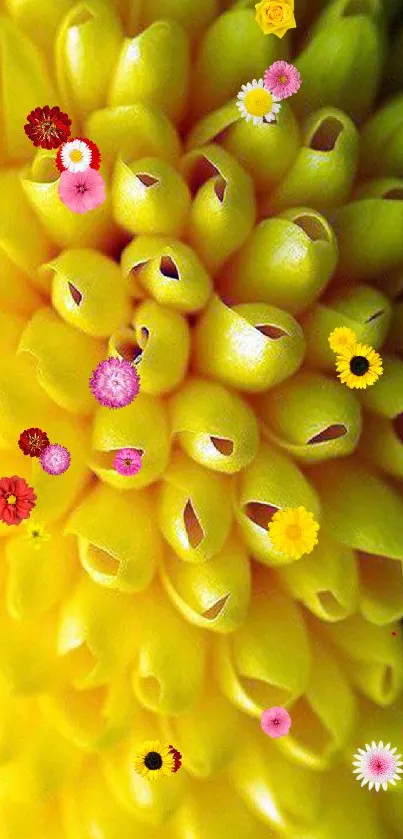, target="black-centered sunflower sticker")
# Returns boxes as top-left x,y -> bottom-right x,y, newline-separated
328,328 -> 383,390
133,740 -> 182,781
